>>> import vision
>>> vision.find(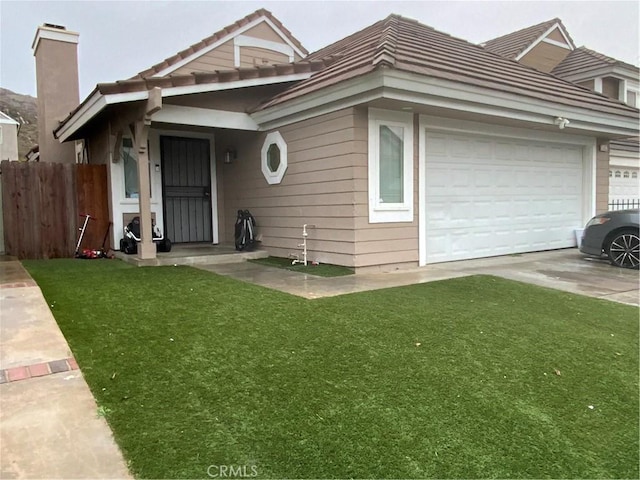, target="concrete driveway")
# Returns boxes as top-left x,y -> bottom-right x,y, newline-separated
429,249 -> 639,306
202,249 -> 639,305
